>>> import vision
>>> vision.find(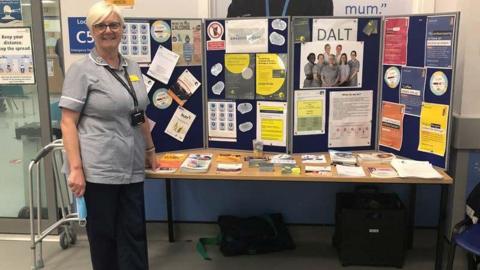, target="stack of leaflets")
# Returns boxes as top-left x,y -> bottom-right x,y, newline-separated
216,153 -> 243,173
245,155 -> 271,167
367,167 -> 399,178
329,150 -> 357,166
153,153 -> 187,173
358,152 -> 396,164
305,165 -> 332,176
336,165 -> 366,177
301,154 -> 327,164
216,163 -> 243,173
391,159 -> 442,179
270,154 -> 296,165
180,154 -> 213,173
